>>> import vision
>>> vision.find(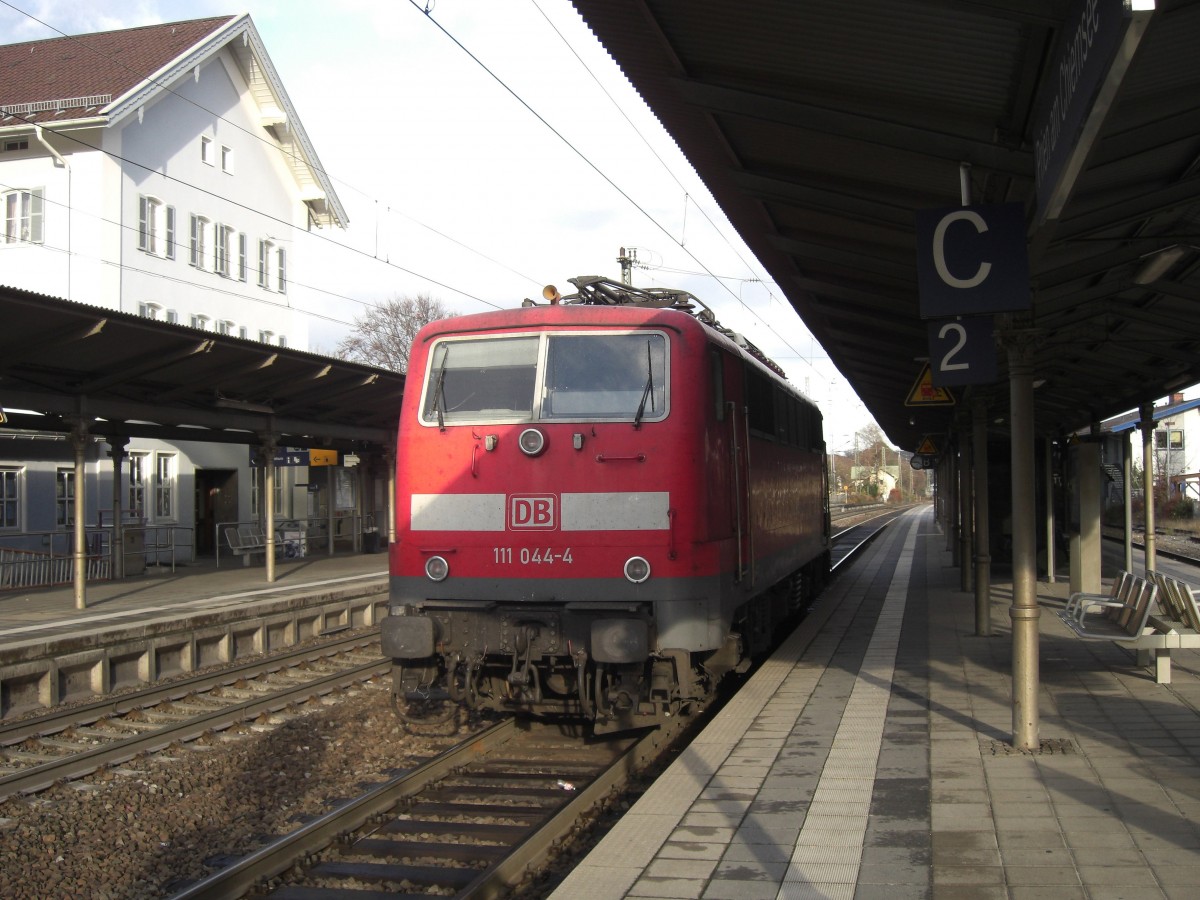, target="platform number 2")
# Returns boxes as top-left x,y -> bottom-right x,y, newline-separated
937,321 -> 969,373
926,315 -> 996,387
